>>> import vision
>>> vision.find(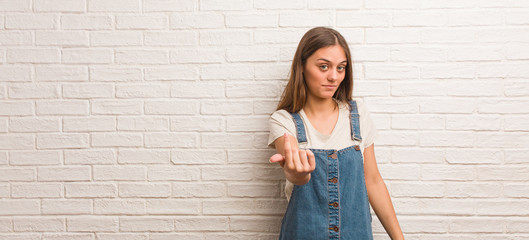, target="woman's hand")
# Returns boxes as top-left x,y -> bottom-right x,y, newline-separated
270,133 -> 316,185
